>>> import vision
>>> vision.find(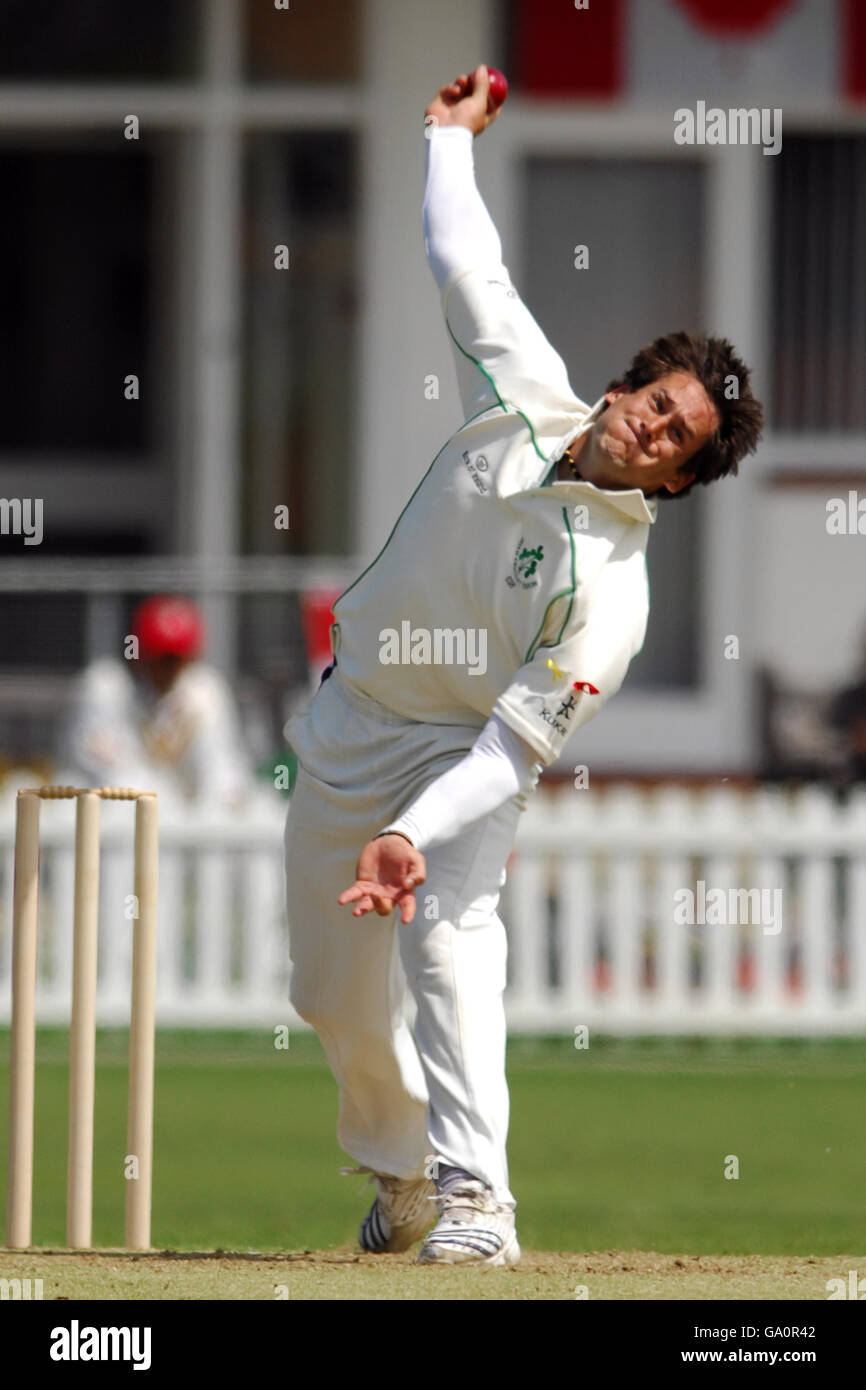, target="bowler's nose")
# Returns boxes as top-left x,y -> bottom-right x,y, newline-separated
642,415 -> 664,449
